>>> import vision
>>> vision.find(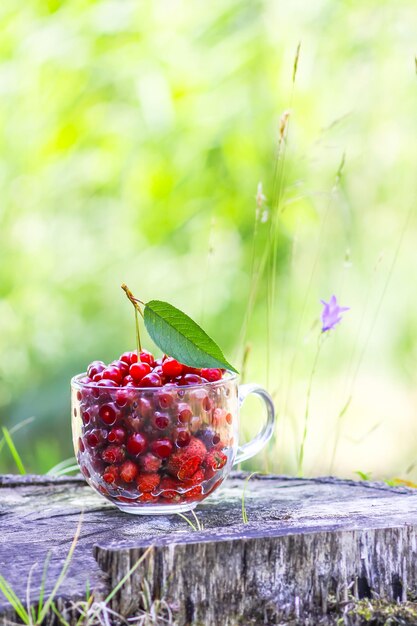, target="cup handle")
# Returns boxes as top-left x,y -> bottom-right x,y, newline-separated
234,383 -> 276,465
